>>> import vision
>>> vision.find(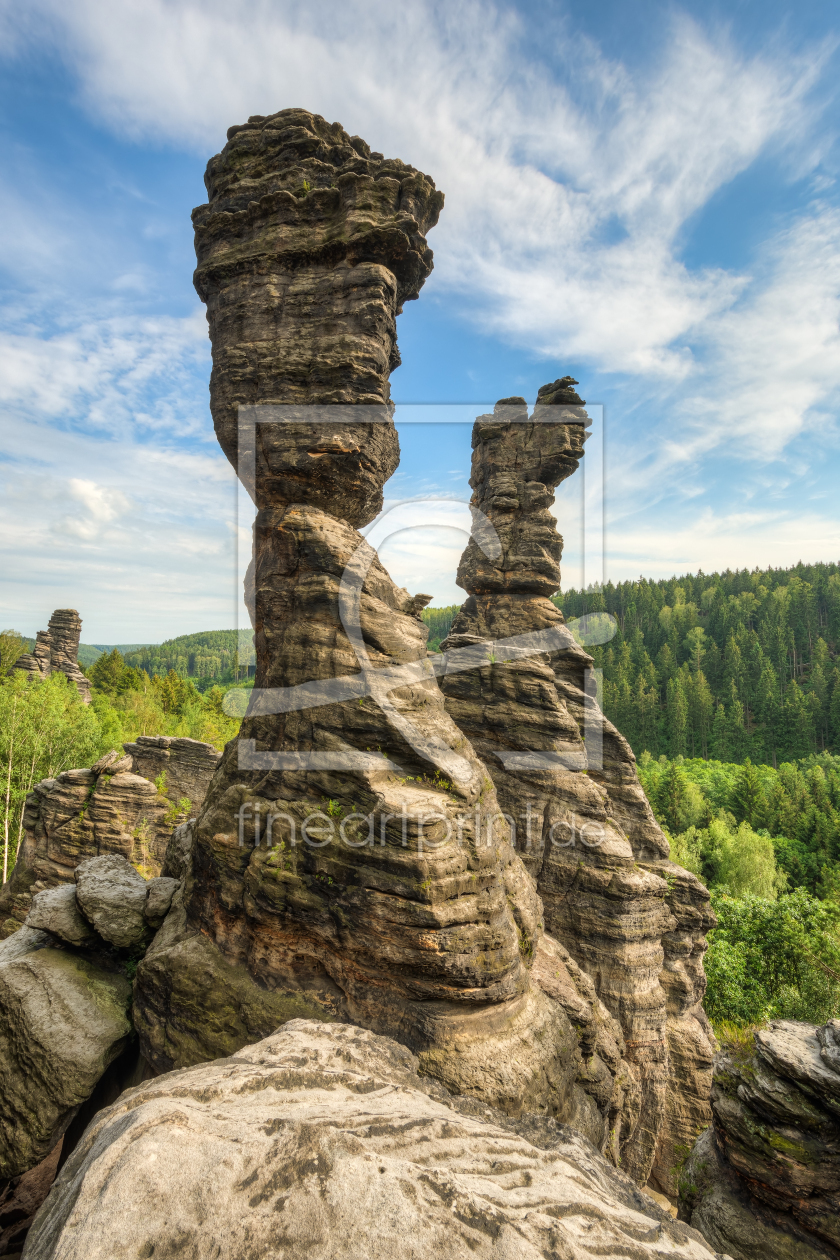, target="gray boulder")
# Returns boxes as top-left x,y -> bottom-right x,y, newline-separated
143,876 -> 179,925
0,933 -> 131,1179
74,854 -> 151,951
25,1020 -> 727,1260
24,885 -> 95,946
